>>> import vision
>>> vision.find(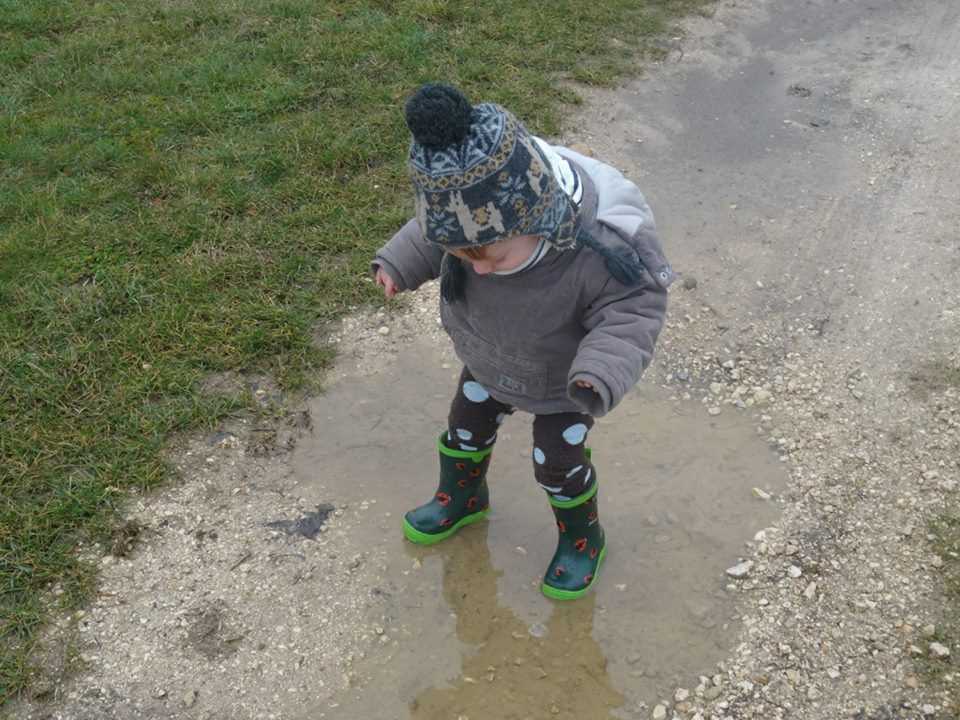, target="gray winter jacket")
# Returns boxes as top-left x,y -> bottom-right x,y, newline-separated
373,146 -> 674,417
